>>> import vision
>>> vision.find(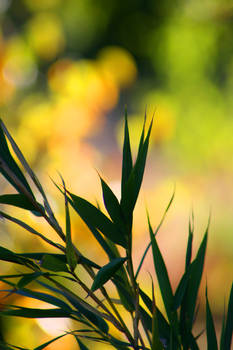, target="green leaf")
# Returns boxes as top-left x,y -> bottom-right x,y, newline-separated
0,194 -> 42,216
91,257 -> 127,292
17,272 -> 43,289
19,252 -> 100,270
41,254 -> 69,272
135,189 -> 175,279
75,337 -> 90,350
0,246 -> 38,269
151,282 -> 164,350
223,283 -> 233,350
34,334 -> 67,350
12,288 -> 73,311
0,120 -> 34,197
173,266 -> 192,310
1,306 -> 72,318
100,176 -> 126,235
182,225 -> 208,330
61,177 -> 78,272
69,192 -> 127,248
185,214 -> 194,271
121,119 -> 153,216
205,287 -> 218,350
121,108 -> 133,199
148,215 -> 176,324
